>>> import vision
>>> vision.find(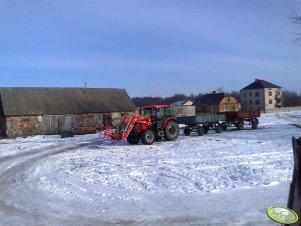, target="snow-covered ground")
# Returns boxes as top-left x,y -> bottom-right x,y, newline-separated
0,111 -> 300,225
